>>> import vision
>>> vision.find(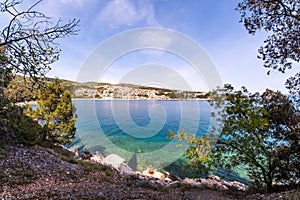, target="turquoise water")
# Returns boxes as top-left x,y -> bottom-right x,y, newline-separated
71,100 -> 211,163
71,100 -> 248,183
